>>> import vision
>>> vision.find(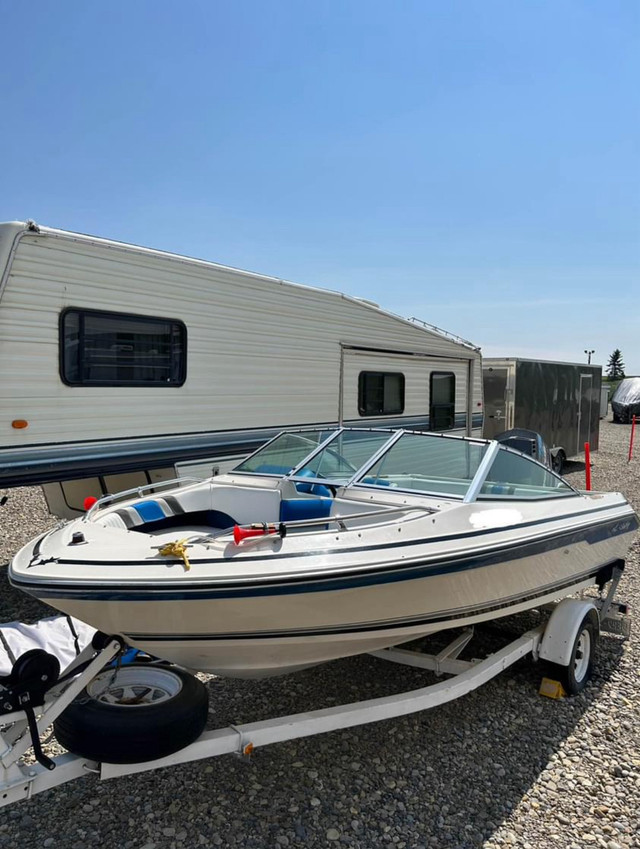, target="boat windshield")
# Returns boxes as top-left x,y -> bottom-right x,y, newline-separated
477,448 -> 576,500
353,432 -> 488,498
233,428 -> 577,501
234,430 -> 340,476
291,430 -> 396,484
